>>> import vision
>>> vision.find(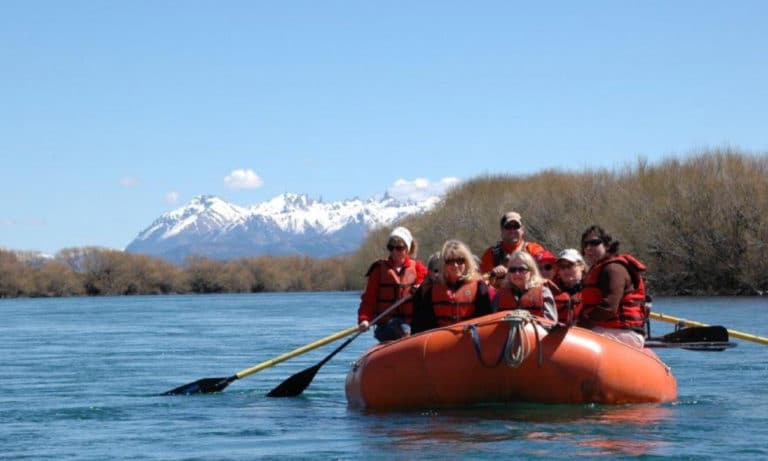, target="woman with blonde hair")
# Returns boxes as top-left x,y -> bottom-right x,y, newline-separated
411,240 -> 494,334
493,251 -> 557,322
